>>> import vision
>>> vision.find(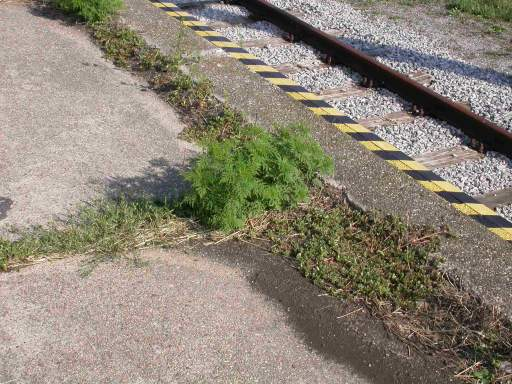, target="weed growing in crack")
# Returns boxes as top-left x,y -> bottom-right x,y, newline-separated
0,199 -> 198,271
52,0 -> 123,23
181,124 -> 333,232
